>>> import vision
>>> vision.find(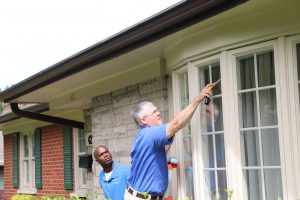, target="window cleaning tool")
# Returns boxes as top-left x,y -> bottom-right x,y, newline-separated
204,78 -> 221,105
